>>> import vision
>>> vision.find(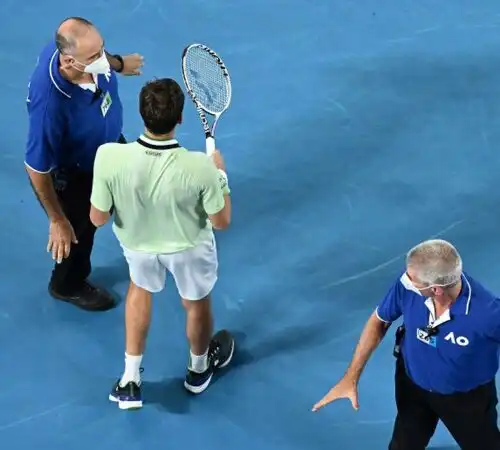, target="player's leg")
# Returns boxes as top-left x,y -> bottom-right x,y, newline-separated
160,234 -> 235,394
181,298 -> 234,395
388,358 -> 439,450
183,296 -> 214,390
109,246 -> 166,410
